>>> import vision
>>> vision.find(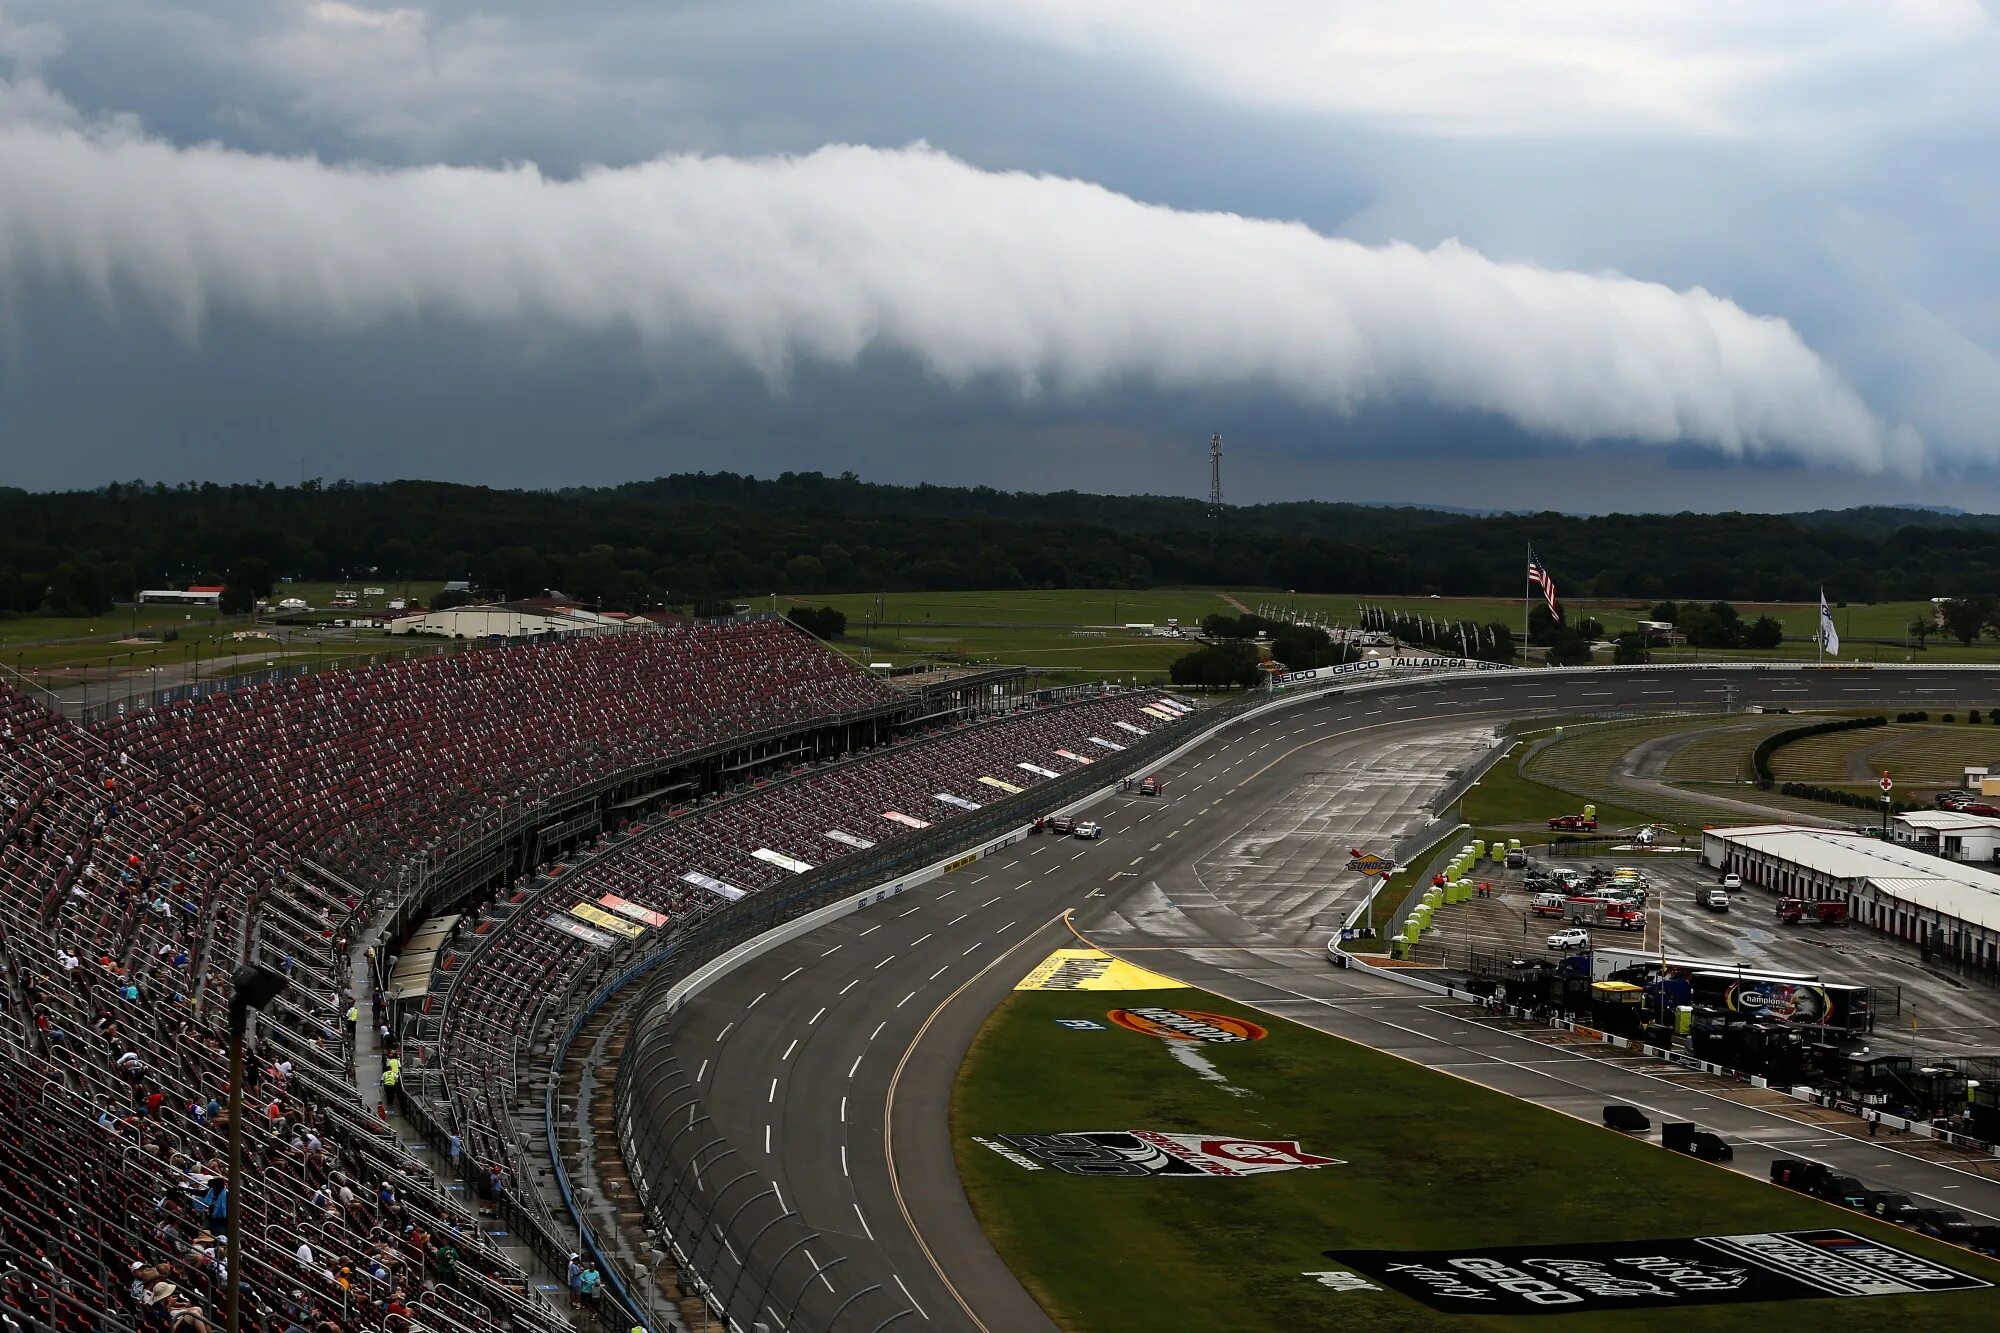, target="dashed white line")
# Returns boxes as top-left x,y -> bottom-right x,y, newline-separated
808,1006 -> 827,1026
748,992 -> 767,1008
696,1058 -> 708,1082
874,954 -> 895,969
1014,880 -> 1034,890
715,1021 -> 735,1043
820,944 -> 842,957
899,904 -> 923,916
853,1204 -> 875,1240
781,1039 -> 799,1061
840,1095 -> 847,1122
898,990 -> 918,1007
894,1275 -> 928,1320
1000,920 -> 1017,931
937,888 -> 956,898
848,1054 -> 863,1078
928,965 -> 950,980
869,1021 -> 885,1041
981,895 -> 1002,907
841,1144 -> 849,1176
962,942 -> 981,955
769,1076 -> 780,1100
969,874 -> 988,884
858,924 -> 882,937
839,978 -> 859,995
763,1124 -> 772,1153
910,932 -> 932,946
781,966 -> 804,980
